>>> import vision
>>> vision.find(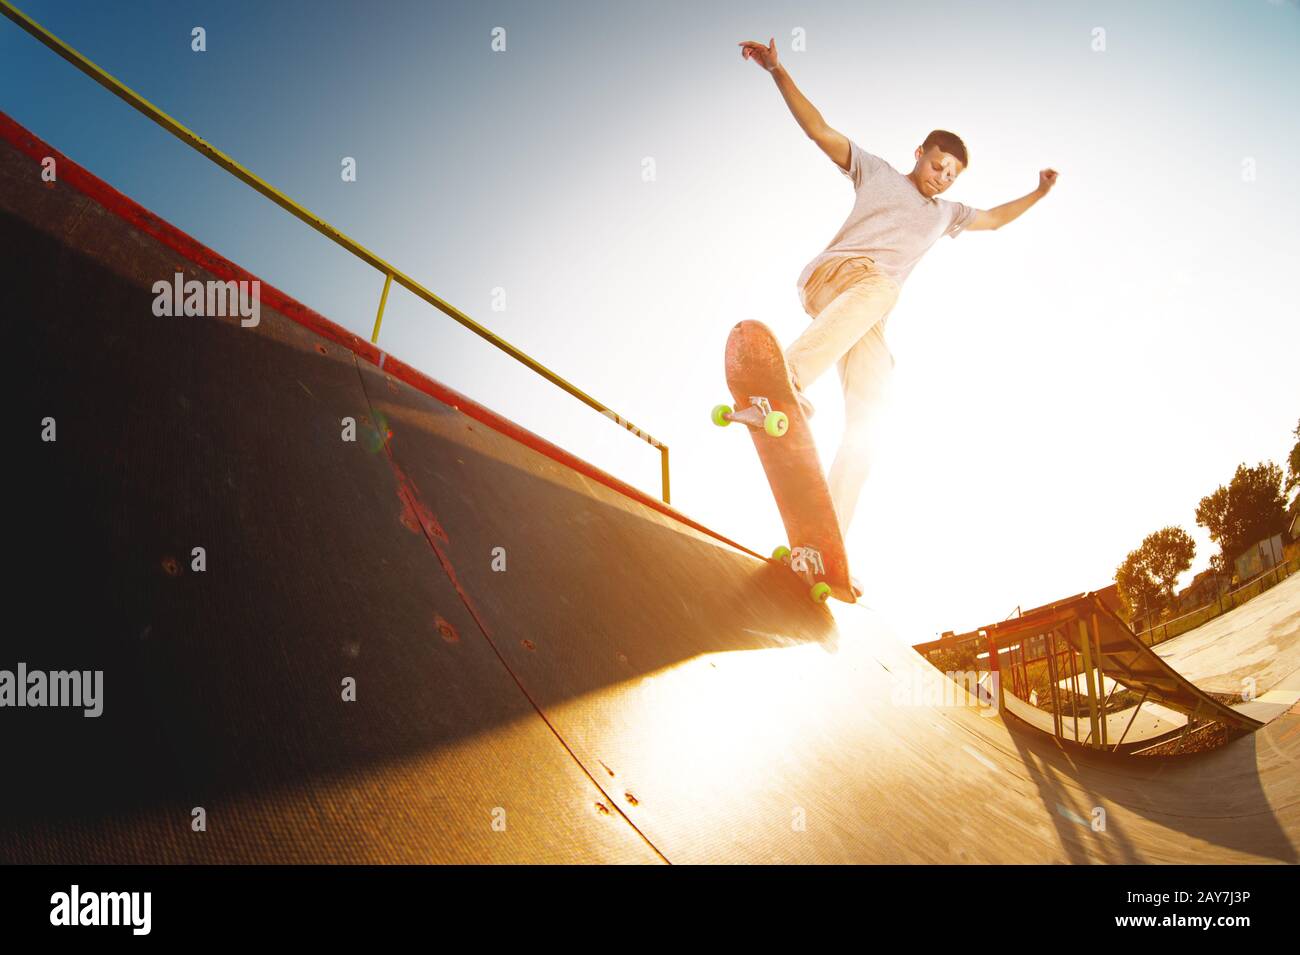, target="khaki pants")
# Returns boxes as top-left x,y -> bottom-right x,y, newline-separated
785,256 -> 900,533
